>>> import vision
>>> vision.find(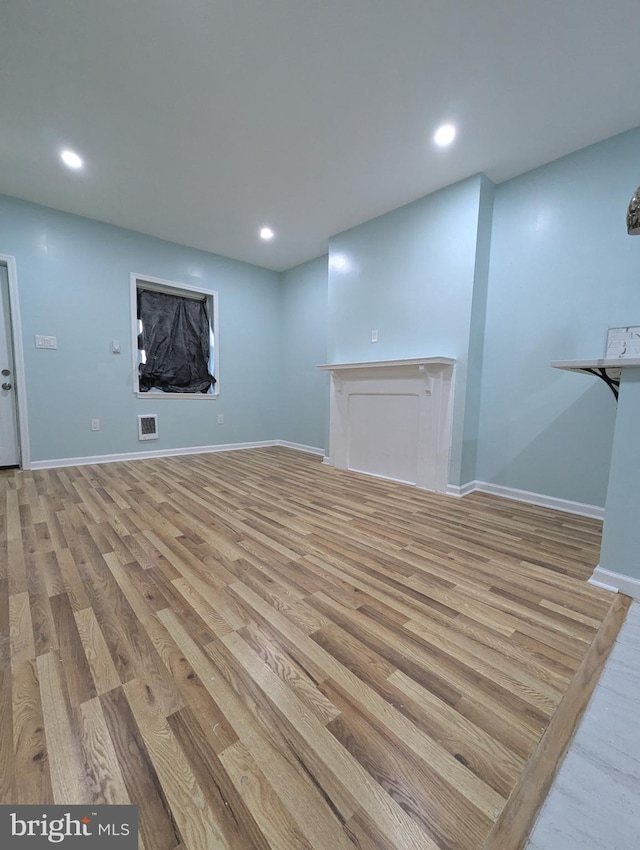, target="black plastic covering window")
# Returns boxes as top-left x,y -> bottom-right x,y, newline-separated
137,289 -> 215,394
